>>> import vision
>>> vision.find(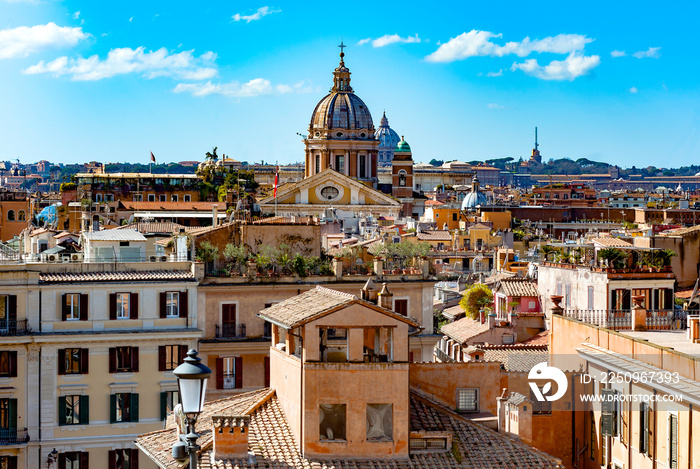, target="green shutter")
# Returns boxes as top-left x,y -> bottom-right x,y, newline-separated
600,388 -> 614,437
131,393 -> 139,422
110,394 -> 116,423
160,392 -> 168,421
58,396 -> 67,426
8,398 -> 16,431
80,395 -> 89,425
